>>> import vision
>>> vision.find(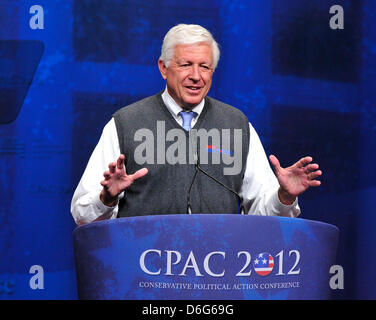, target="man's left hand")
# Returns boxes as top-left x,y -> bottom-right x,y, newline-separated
269,155 -> 322,205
